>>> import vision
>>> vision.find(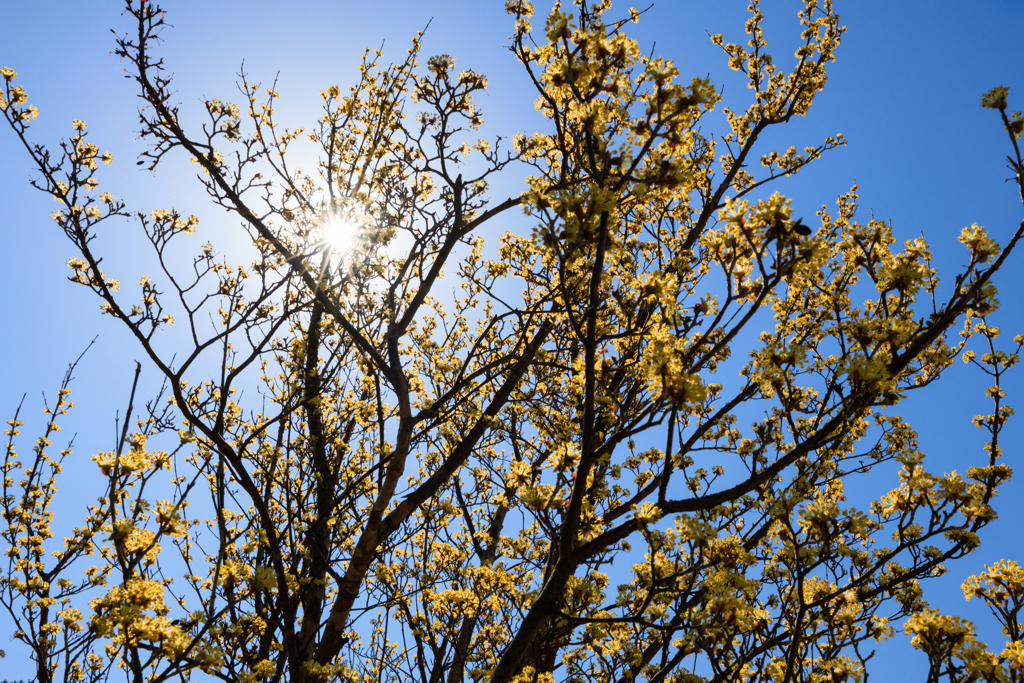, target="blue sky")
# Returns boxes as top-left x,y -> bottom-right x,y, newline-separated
2,0 -> 1024,679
